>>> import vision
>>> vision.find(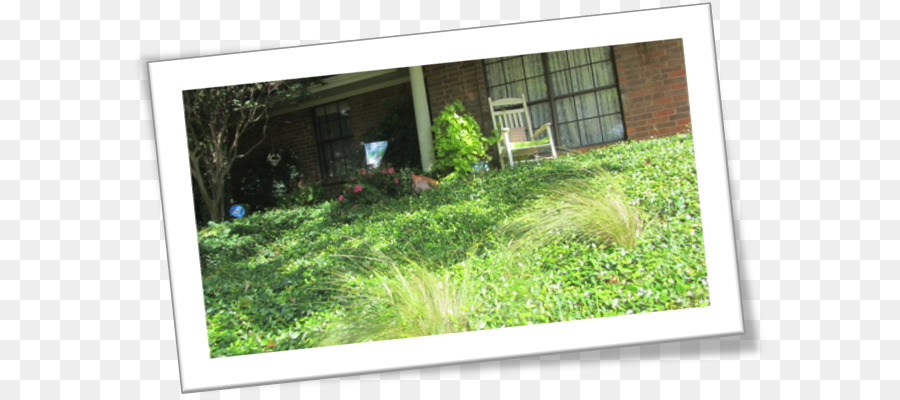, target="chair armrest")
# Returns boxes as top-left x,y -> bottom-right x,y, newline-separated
534,122 -> 552,137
